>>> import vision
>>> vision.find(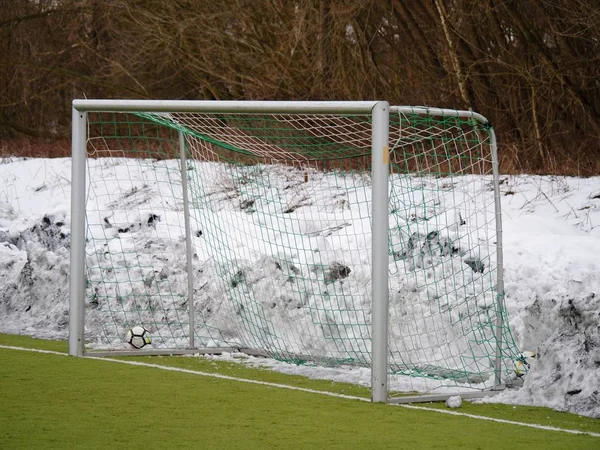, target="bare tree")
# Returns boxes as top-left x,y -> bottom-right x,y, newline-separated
0,0 -> 598,174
